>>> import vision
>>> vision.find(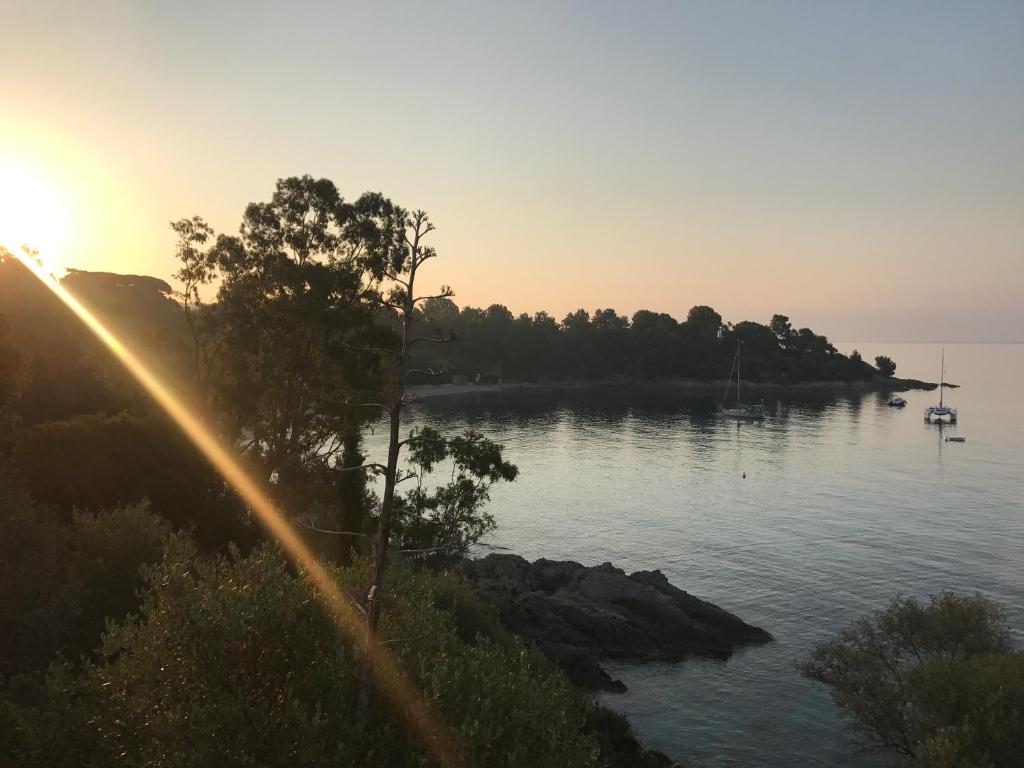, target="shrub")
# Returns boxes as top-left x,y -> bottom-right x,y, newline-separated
6,542 -> 601,768
12,412 -> 254,550
0,471 -> 171,676
802,593 -> 1021,766
874,355 -> 897,377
